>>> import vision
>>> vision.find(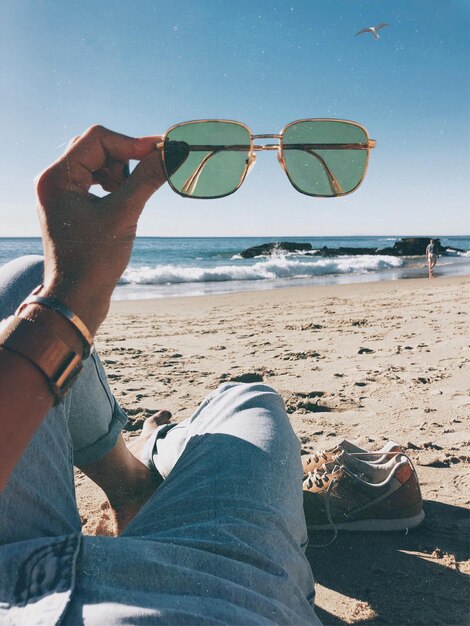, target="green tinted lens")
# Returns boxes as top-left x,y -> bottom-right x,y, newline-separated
164,121 -> 251,198
282,121 -> 369,197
